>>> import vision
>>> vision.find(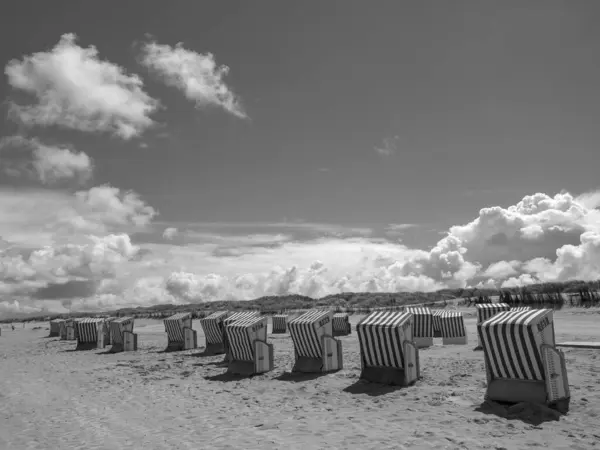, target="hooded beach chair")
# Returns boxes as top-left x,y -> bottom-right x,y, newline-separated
405,307 -> 433,348
439,311 -> 467,345
198,311 -> 229,355
163,312 -> 197,351
356,311 -> 420,386
332,313 -> 351,336
478,309 -> 570,412
49,319 -> 64,337
109,317 -> 137,352
288,310 -> 343,373
225,316 -> 274,375
221,311 -> 260,359
271,315 -> 288,334
74,318 -> 106,350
